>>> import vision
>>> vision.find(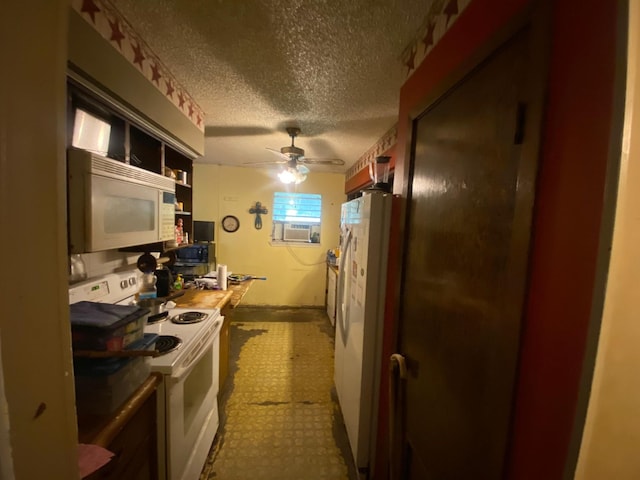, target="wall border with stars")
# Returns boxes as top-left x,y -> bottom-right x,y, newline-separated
72,0 -> 205,132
